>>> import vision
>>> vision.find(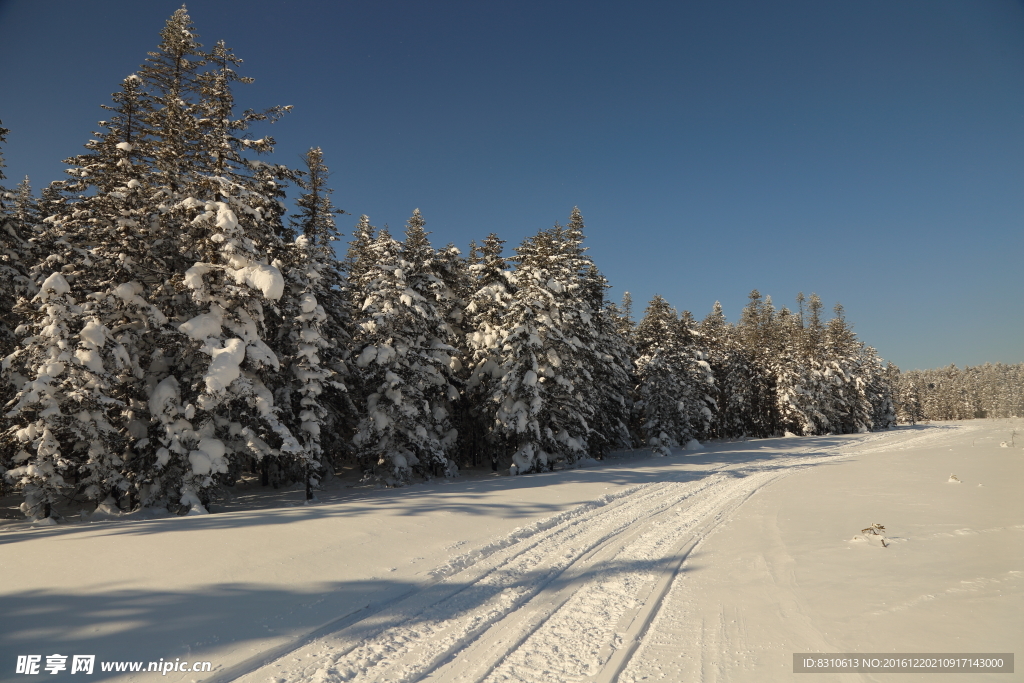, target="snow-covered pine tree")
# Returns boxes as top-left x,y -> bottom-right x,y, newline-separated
5,8 -> 306,517
432,240 -> 473,466
630,294 -> 679,454
492,226 -> 593,472
735,290 -> 783,437
0,120 -> 7,187
10,177 -> 38,229
893,367 -> 923,424
674,310 -> 716,441
698,301 -> 743,439
583,264 -> 636,456
464,233 -> 514,468
2,73 -> 165,519
350,212 -> 461,482
280,147 -> 351,499
1,125 -> 36,370
786,293 -> 835,435
606,291 -> 635,340
773,303 -> 824,436
343,215 -> 377,303
555,209 -> 615,457
864,351 -> 897,430
149,22 -> 303,510
630,294 -> 704,450
822,303 -> 873,433
0,123 -> 16,220
340,214 -> 378,426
